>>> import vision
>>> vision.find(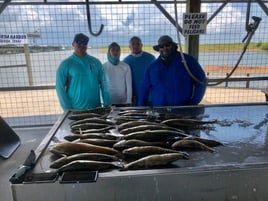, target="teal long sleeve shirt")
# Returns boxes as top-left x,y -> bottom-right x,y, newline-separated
56,53 -> 110,111
123,52 -> 155,99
